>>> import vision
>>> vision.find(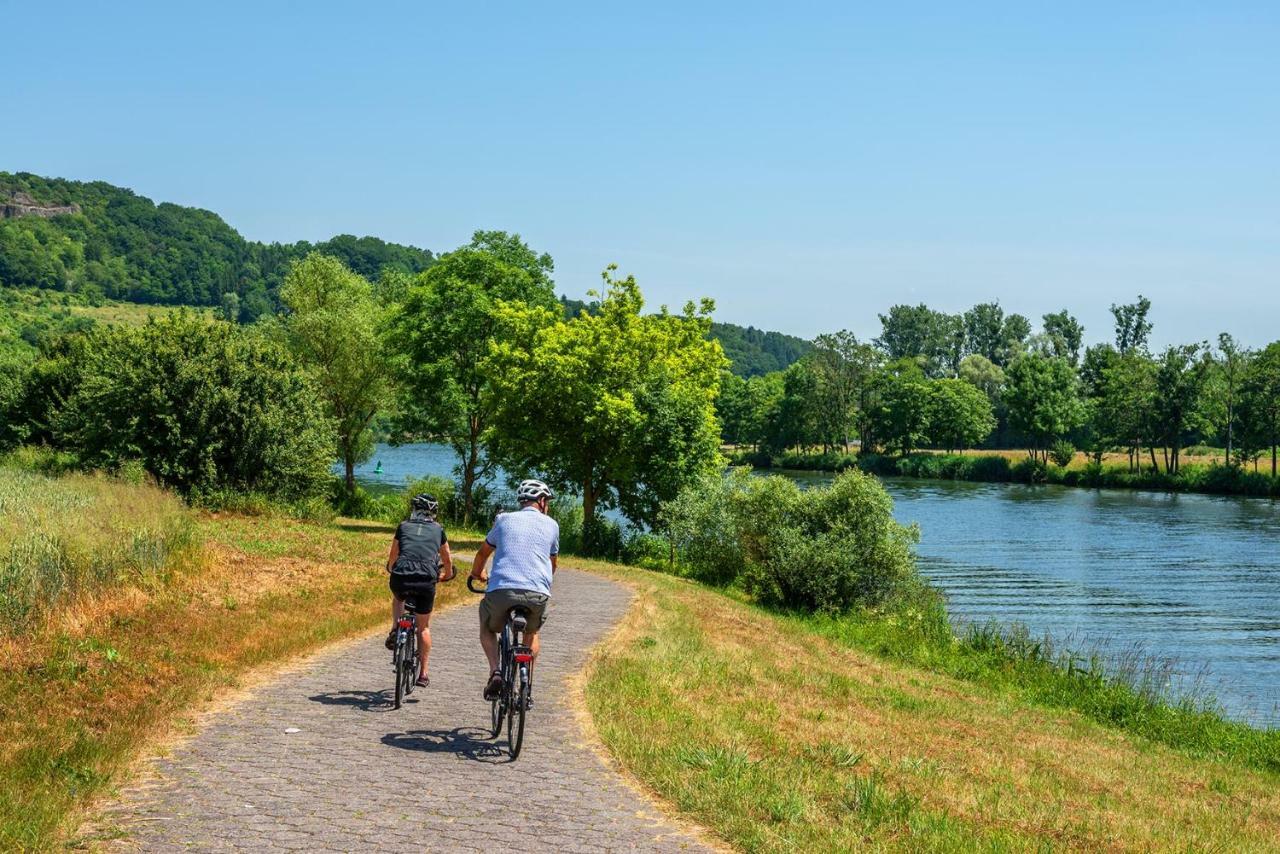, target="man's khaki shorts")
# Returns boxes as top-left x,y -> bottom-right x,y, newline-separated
479,588 -> 549,635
